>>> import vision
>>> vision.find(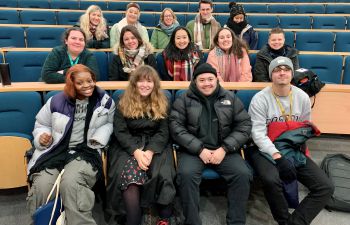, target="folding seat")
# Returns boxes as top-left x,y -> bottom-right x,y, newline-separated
343,56 -> 350,84
0,0 -> 17,7
295,31 -> 335,51
5,51 -> 49,82
299,54 -> 343,84
57,11 -> 82,25
139,13 -> 156,27
0,10 -> 20,24
279,16 -> 312,29
108,2 -> 128,11
215,14 -> 228,26
175,14 -> 186,26
103,12 -> 123,27
0,91 -> 42,188
162,3 -> 187,13
335,32 -> 350,52
326,4 -> 350,14
26,27 -> 65,48
186,14 -> 196,24
139,2 -> 161,12
0,27 -> 25,47
312,16 -> 346,29
214,4 -> 230,13
295,4 -> 326,14
243,4 -> 268,13
93,52 -> 108,81
51,1 -> 79,10
80,1 -> 107,10
285,0 -> 327,2
188,3 -> 198,12
249,53 -> 256,71
247,15 -> 279,28
268,4 -> 295,14
20,11 -> 56,25
236,90 -> 259,111
17,0 -> 50,9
